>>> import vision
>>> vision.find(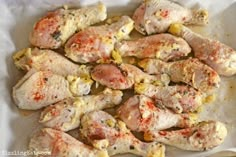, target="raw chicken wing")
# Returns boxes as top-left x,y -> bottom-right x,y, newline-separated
117,95 -> 197,132
80,110 -> 165,157
29,128 -> 108,157
30,3 -> 107,49
13,70 -> 93,110
139,58 -> 220,92
144,121 -> 227,151
91,63 -> 170,90
115,33 -> 191,61
133,0 -> 208,34
13,48 -> 91,77
39,88 -> 123,131
135,83 -> 202,113
65,16 -> 134,63
169,24 -> 236,76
